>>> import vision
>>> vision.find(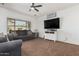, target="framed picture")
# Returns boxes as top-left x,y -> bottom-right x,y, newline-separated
47,12 -> 56,19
